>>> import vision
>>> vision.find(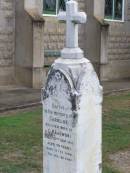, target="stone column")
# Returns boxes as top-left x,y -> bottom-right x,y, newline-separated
33,21 -> 44,88
24,0 -> 44,88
